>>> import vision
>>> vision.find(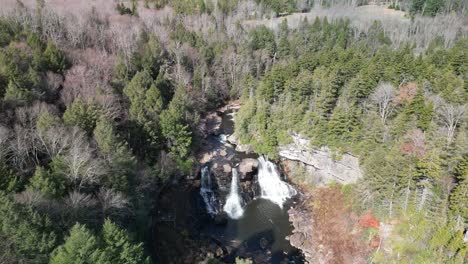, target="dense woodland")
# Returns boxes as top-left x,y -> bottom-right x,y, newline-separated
0,0 -> 466,263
